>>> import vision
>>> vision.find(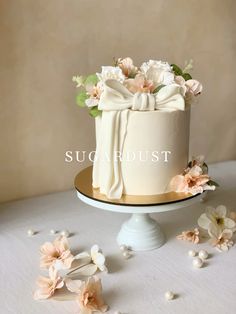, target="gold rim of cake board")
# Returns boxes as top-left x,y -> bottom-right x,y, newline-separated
74,166 -> 198,206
